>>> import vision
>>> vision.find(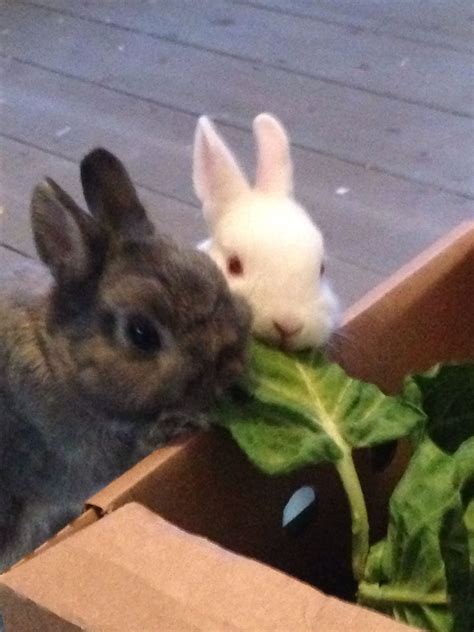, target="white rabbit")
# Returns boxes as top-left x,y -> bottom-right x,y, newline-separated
193,112 -> 339,351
